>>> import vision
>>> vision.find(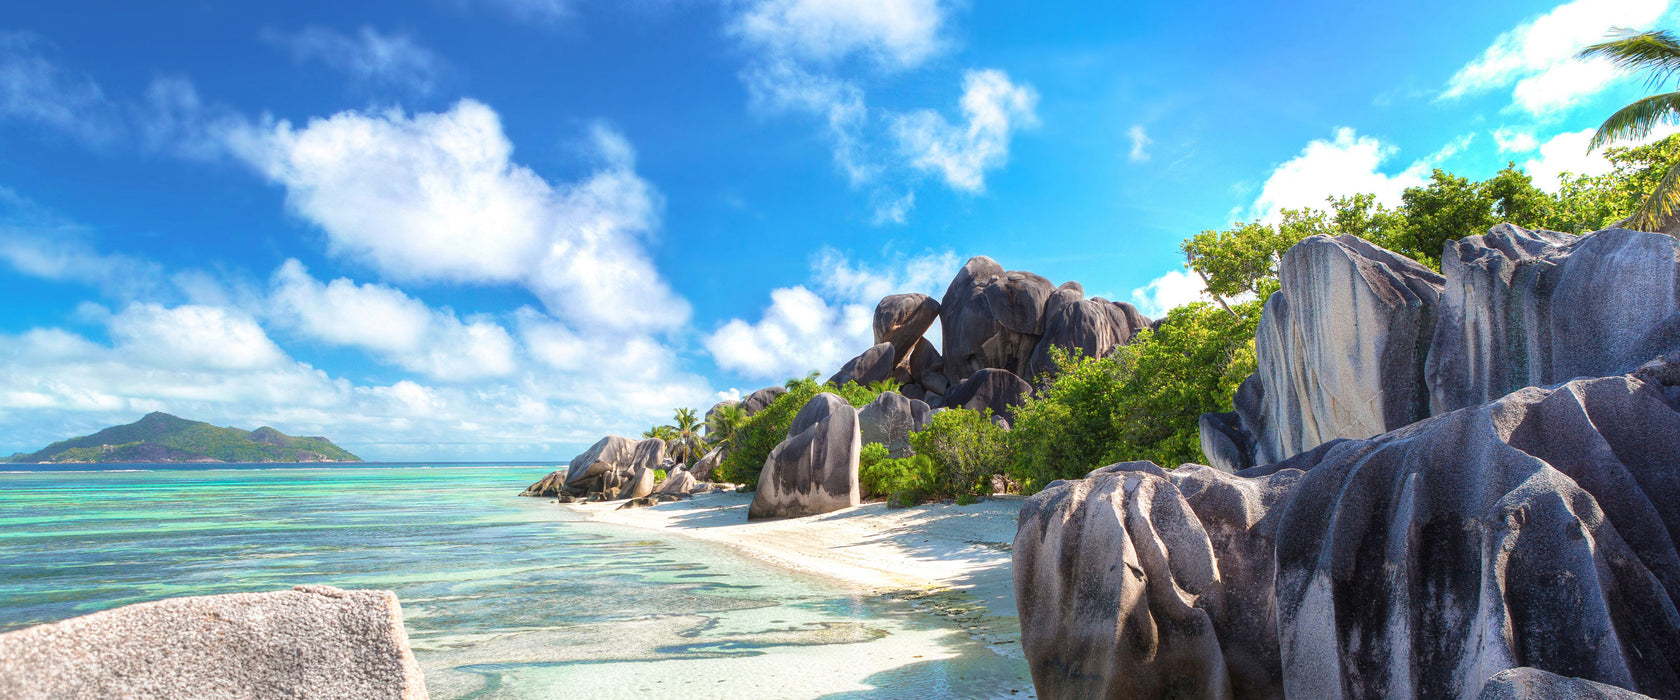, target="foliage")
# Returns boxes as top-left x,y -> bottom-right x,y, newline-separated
860,451 -> 937,501
667,407 -> 705,466
703,403 -> 747,449
711,372 -> 899,487
642,425 -> 678,441
909,408 -> 1012,499
9,412 -> 361,463
1546,136 -> 1680,234
653,469 -> 668,483
1007,301 -> 1260,493
1576,28 -> 1680,232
